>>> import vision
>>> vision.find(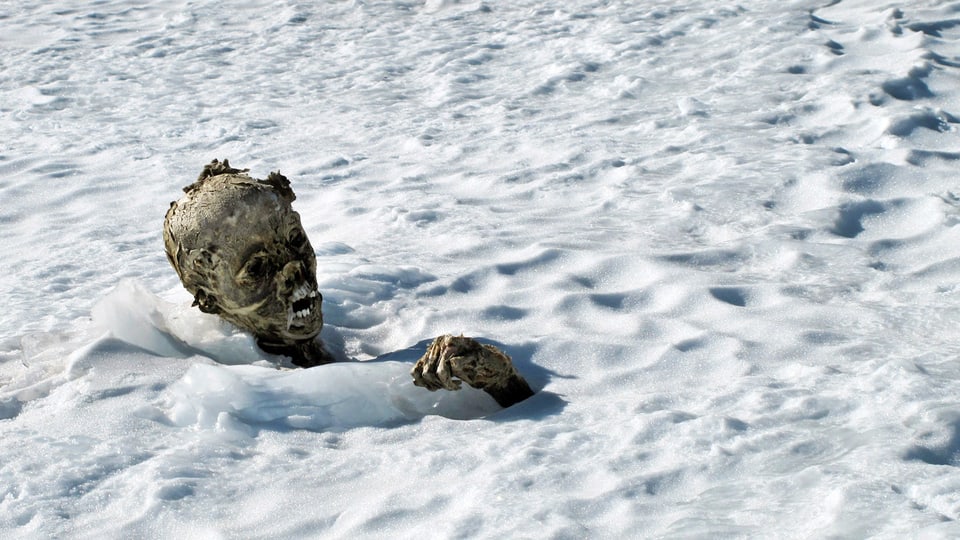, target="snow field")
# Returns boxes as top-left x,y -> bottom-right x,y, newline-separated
3,0 -> 960,537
